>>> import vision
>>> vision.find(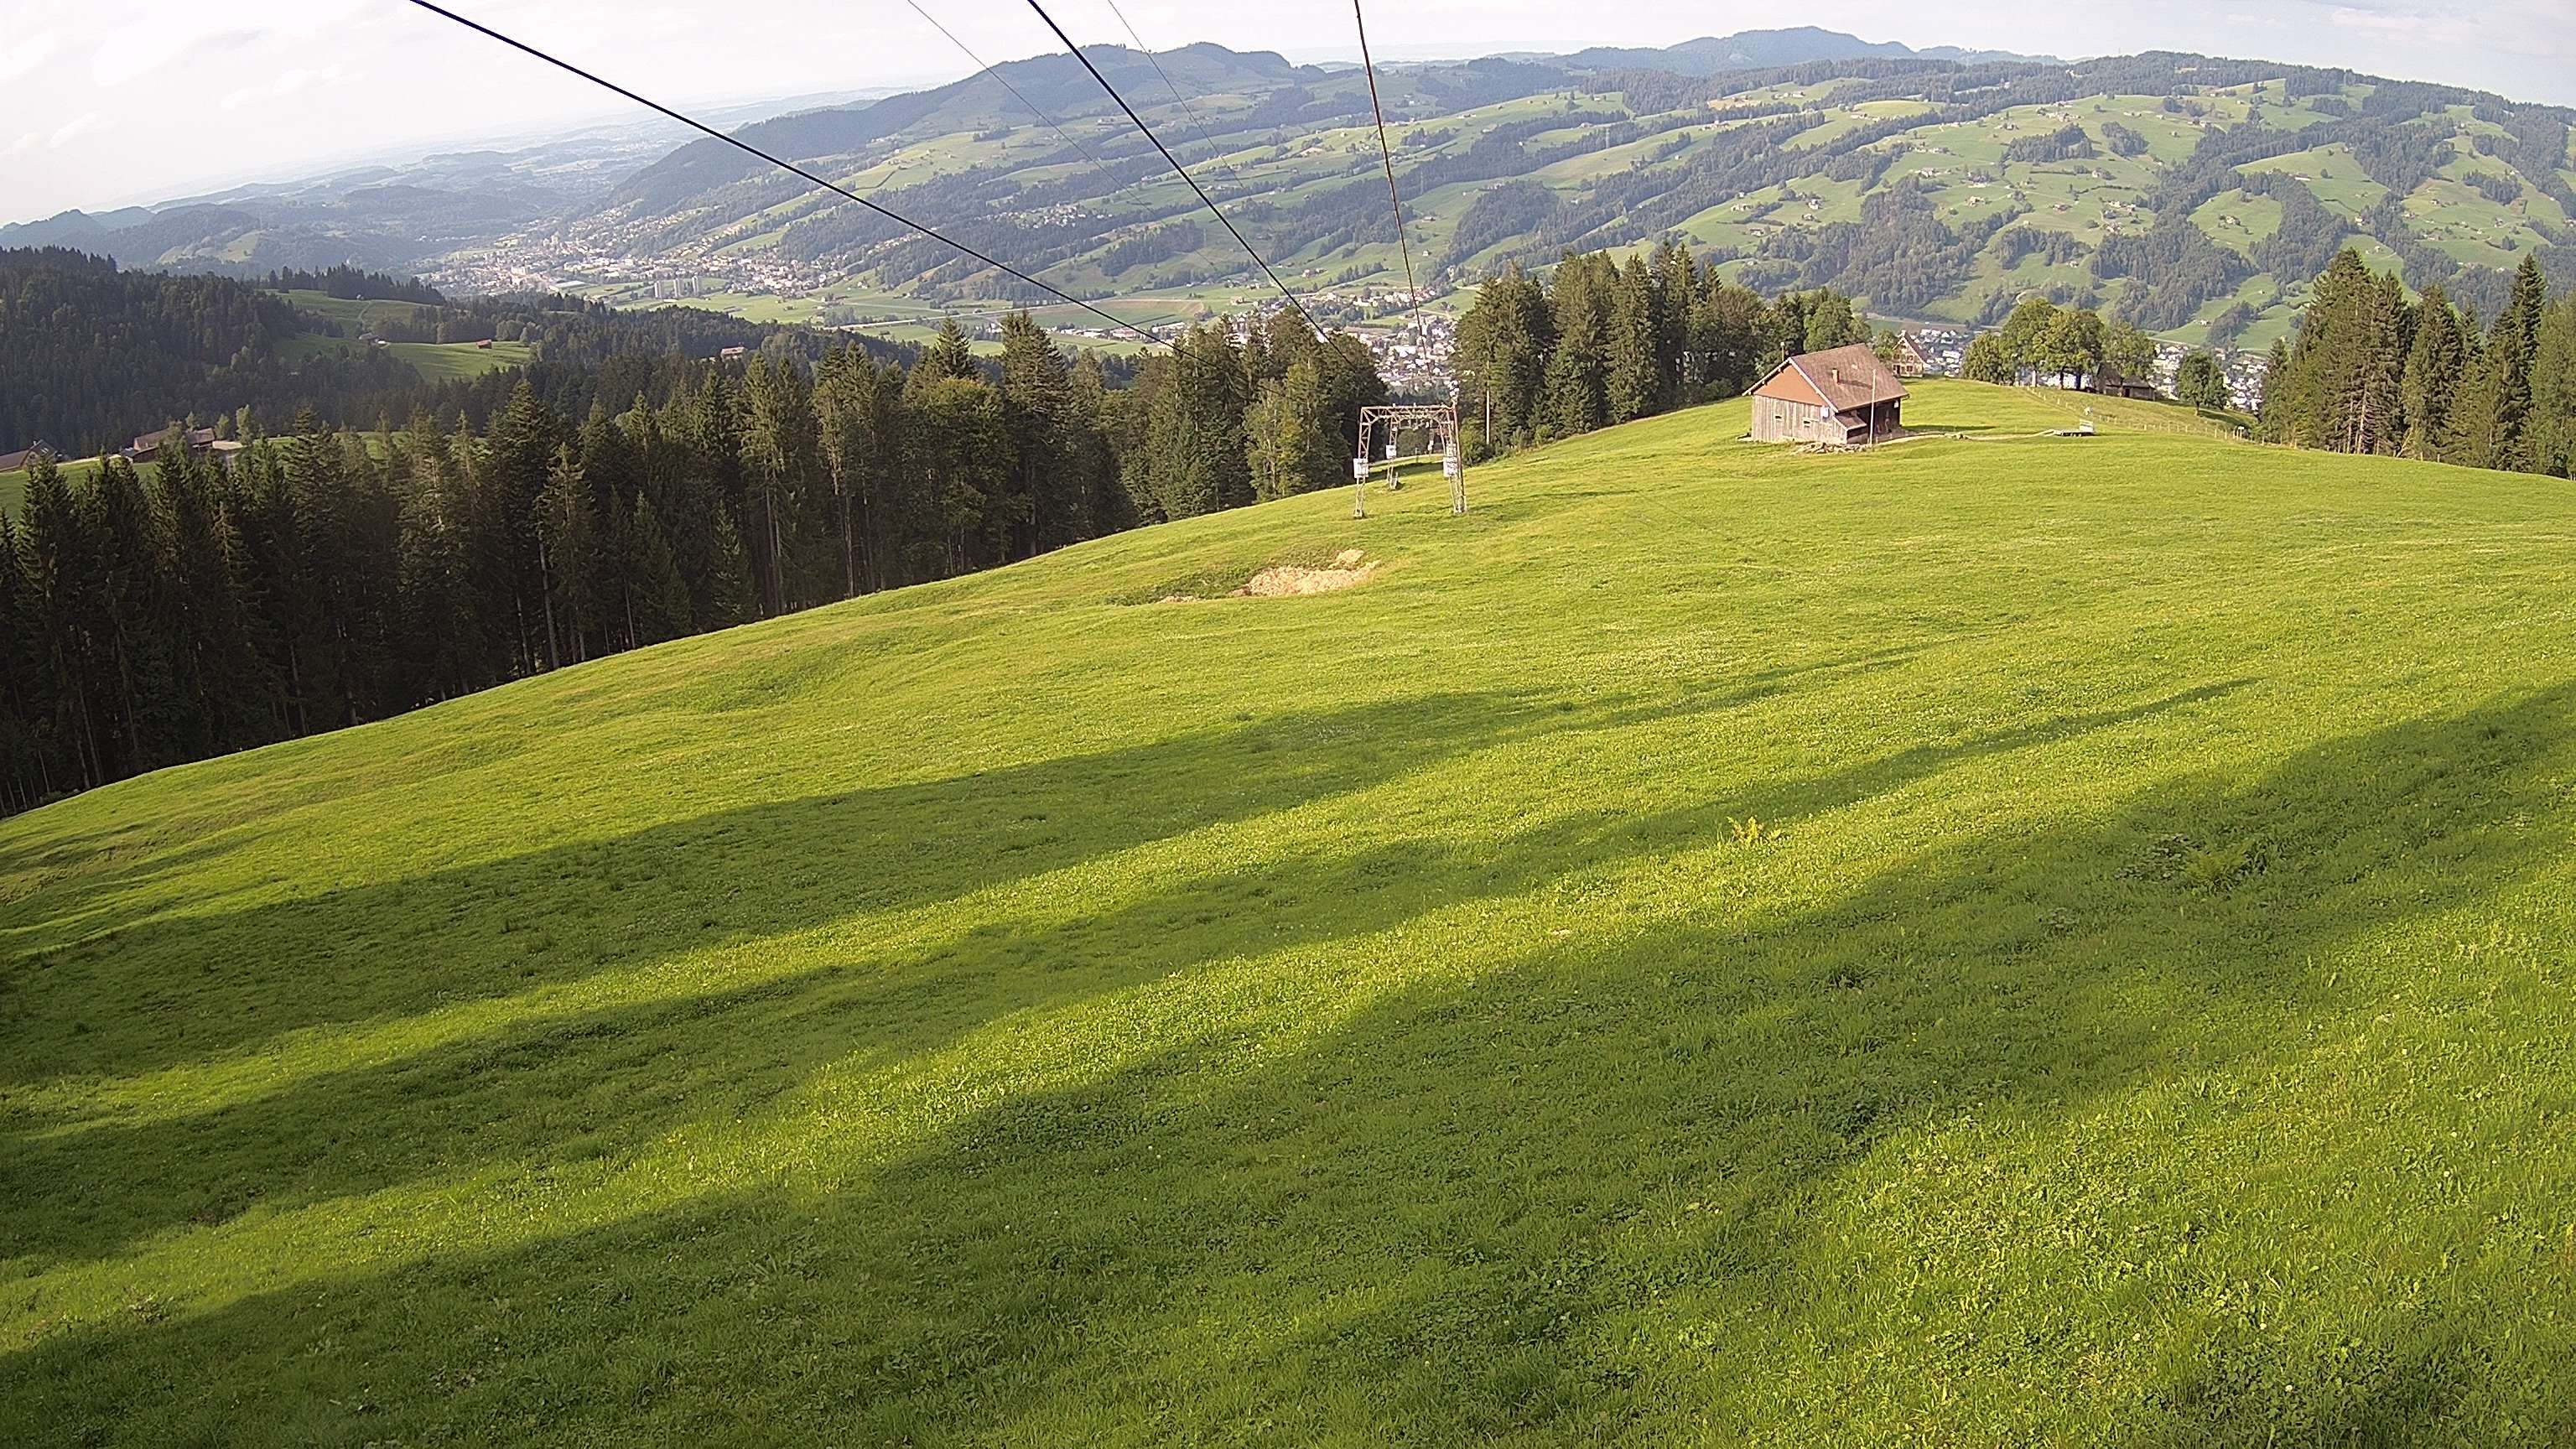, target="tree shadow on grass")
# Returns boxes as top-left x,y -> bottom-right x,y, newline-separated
3,679 -> 2246,1270
0,692 -> 1559,1090
0,631 -> 1997,1101
9,689 -> 2574,1444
